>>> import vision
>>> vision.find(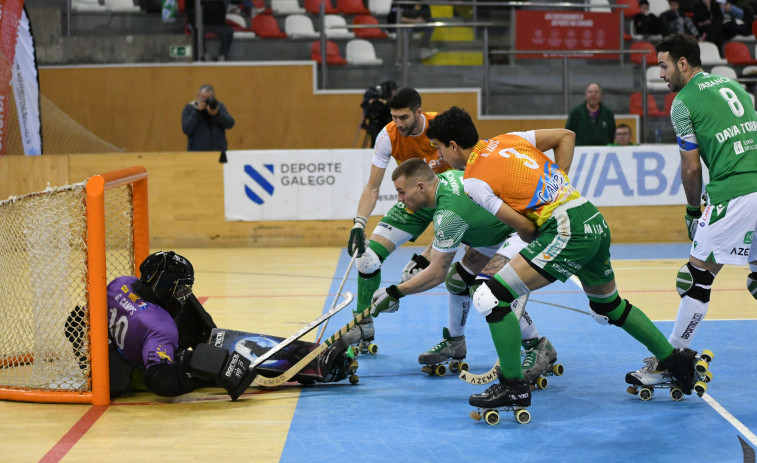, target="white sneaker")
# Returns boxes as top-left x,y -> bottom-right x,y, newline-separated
625,356 -> 670,386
